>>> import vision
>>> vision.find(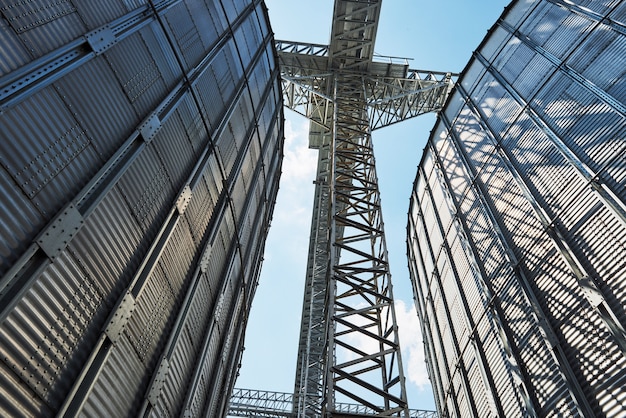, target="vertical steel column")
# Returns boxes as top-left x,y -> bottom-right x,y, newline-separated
322,73 -> 409,416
